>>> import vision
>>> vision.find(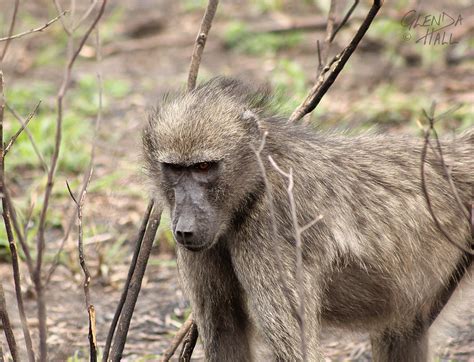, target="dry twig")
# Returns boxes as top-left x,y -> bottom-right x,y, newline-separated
0,283 -> 18,361
179,320 -> 199,362
419,105 -> 473,255
160,314 -> 194,362
4,101 -> 41,155
0,71 -> 35,362
66,175 -> 97,360
0,0 -> 19,61
5,104 -> 48,172
252,132 -> 302,327
187,0 -> 219,92
33,2 -> 107,359
102,200 -> 154,361
0,12 -> 65,43
269,156 -> 323,361
109,204 -> 163,360
289,0 -> 381,123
